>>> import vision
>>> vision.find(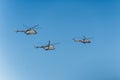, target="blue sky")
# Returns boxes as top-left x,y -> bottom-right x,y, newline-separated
0,0 -> 120,80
